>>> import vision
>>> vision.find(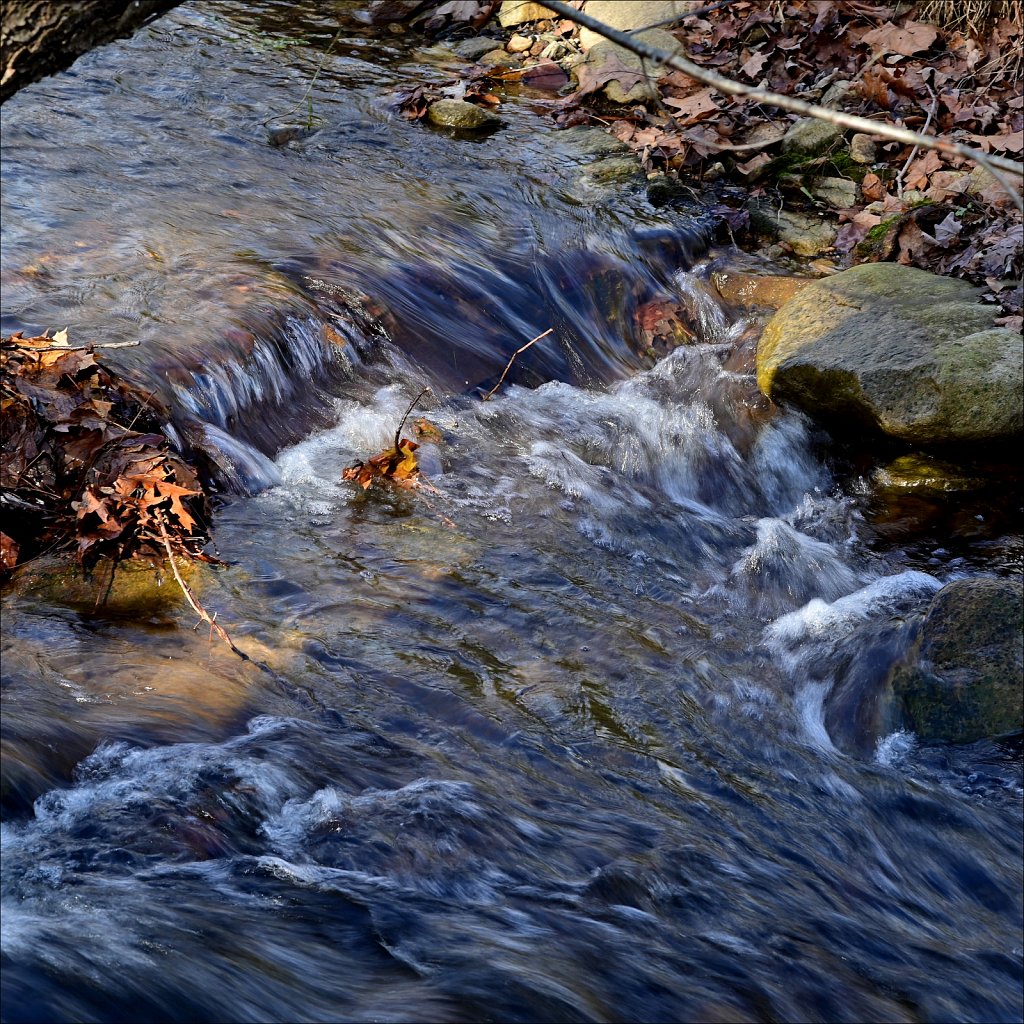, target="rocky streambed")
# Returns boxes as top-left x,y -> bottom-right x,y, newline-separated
1,3 -> 1022,1023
